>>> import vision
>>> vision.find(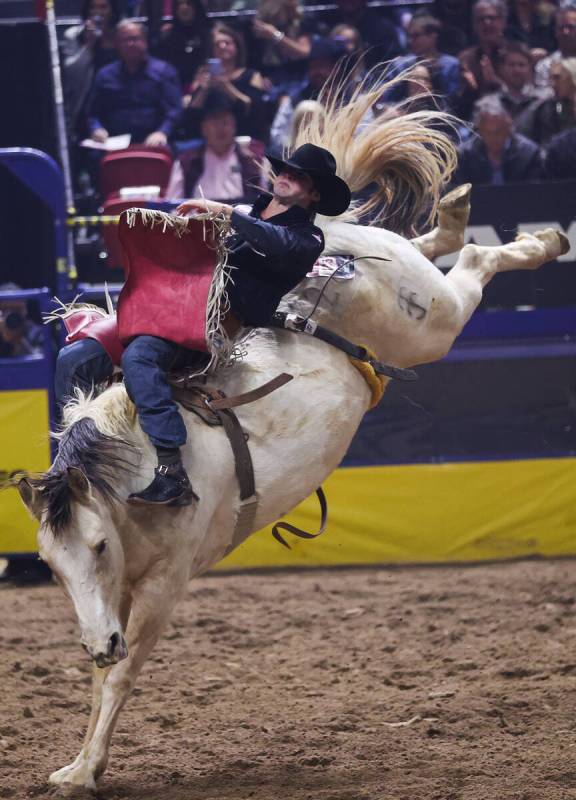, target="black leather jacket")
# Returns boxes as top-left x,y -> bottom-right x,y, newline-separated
225,195 -> 324,327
